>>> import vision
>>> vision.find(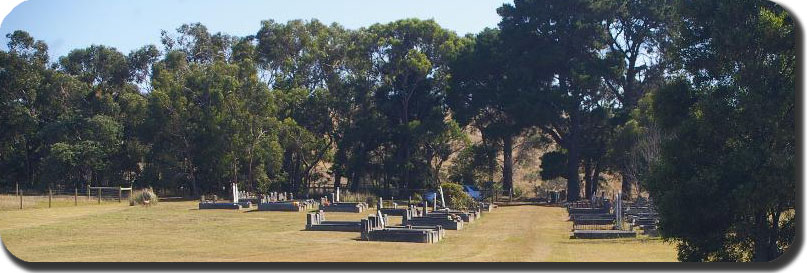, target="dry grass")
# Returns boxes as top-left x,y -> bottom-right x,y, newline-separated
0,201 -> 677,262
